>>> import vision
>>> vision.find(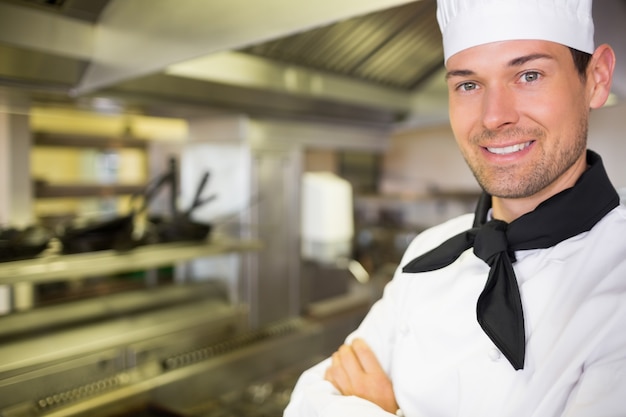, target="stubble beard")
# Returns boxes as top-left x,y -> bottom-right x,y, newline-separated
464,120 -> 588,199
